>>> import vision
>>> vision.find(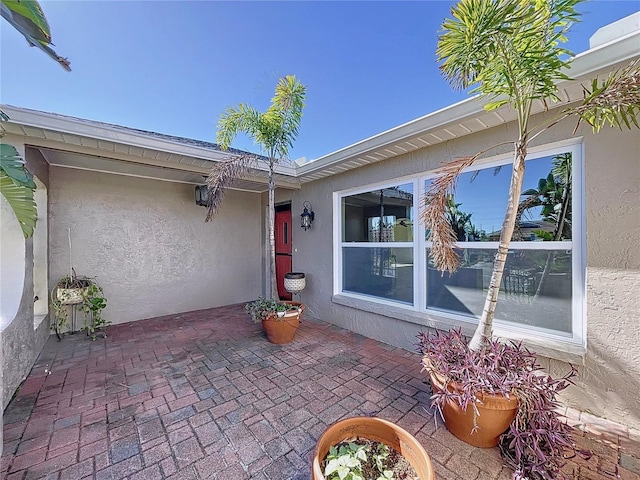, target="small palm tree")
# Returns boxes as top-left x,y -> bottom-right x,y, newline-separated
206,75 -> 306,299
422,0 -> 640,350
